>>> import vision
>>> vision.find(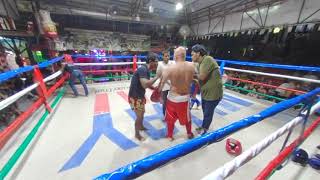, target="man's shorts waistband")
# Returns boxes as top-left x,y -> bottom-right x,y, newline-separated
167,91 -> 190,103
